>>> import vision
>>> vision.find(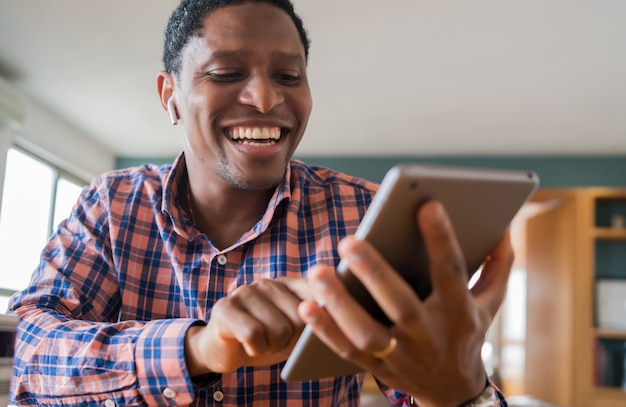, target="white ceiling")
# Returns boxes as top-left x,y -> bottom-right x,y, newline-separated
1,0 -> 625,158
